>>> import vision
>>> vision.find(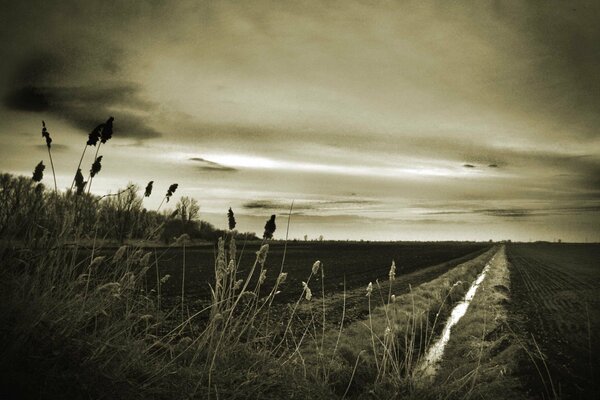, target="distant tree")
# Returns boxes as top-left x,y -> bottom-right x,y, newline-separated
98,184 -> 143,243
177,196 -> 200,224
318,235 -> 323,242
304,234 -> 308,241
